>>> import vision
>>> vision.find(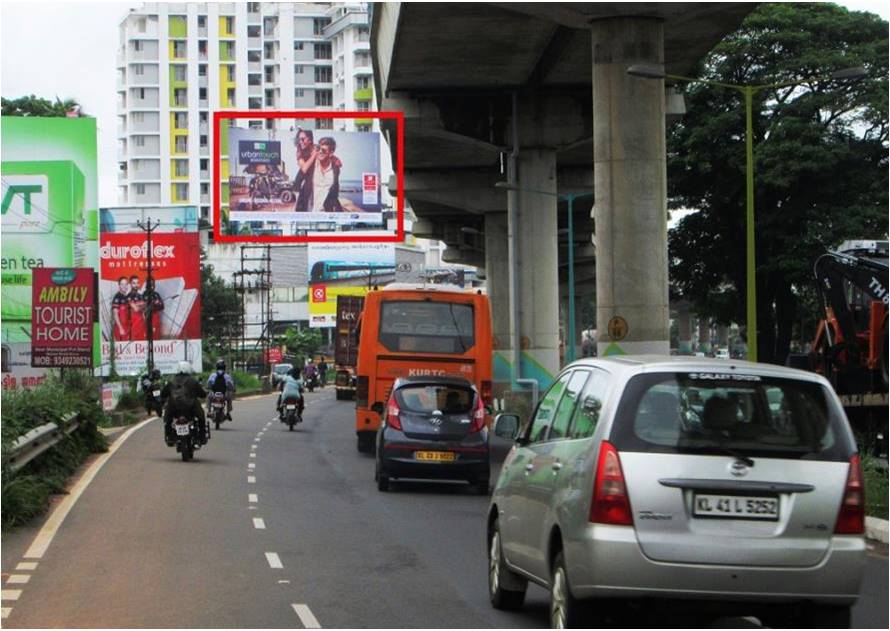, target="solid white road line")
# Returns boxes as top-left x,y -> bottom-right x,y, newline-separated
292,604 -> 322,629
15,562 -> 37,571
6,575 -> 30,585
265,552 -> 283,569
248,476 -> 256,484
249,493 -> 258,503
253,518 -> 266,529
1,590 -> 22,601
1,607 -> 11,619
23,417 -> 156,560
